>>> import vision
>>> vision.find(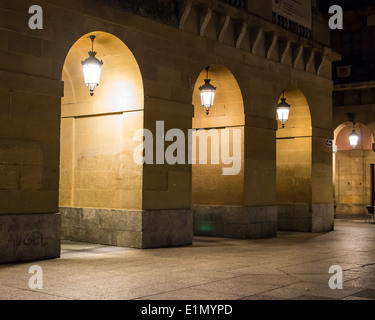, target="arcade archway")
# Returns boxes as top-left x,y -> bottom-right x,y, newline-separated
59,31 -> 144,245
333,122 -> 375,217
191,64 -> 245,237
